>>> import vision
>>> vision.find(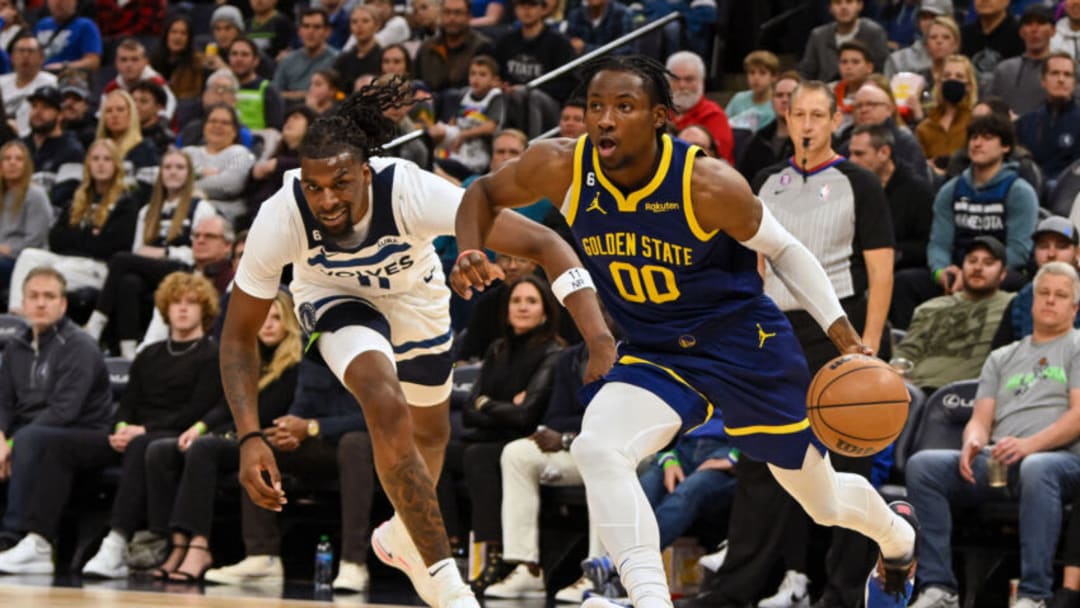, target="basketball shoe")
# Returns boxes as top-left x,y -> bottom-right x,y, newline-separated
865,501 -> 919,608
372,515 -> 438,606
